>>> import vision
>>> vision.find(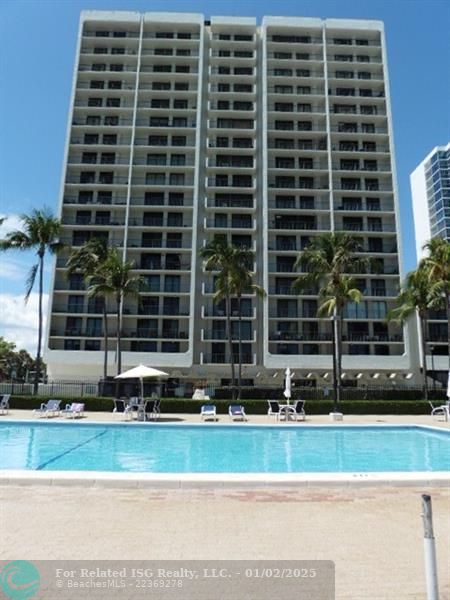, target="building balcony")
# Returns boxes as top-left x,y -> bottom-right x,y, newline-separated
269,220 -> 318,231
129,197 -> 193,208
135,119 -> 197,129
330,125 -> 388,135
122,330 -> 189,340
204,217 -> 256,230
63,196 -> 127,206
201,353 -> 256,365
78,64 -> 137,73
131,177 -> 195,187
205,197 -> 254,209
207,120 -> 255,131
268,181 -> 328,190
201,306 -> 256,319
201,330 -> 256,342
